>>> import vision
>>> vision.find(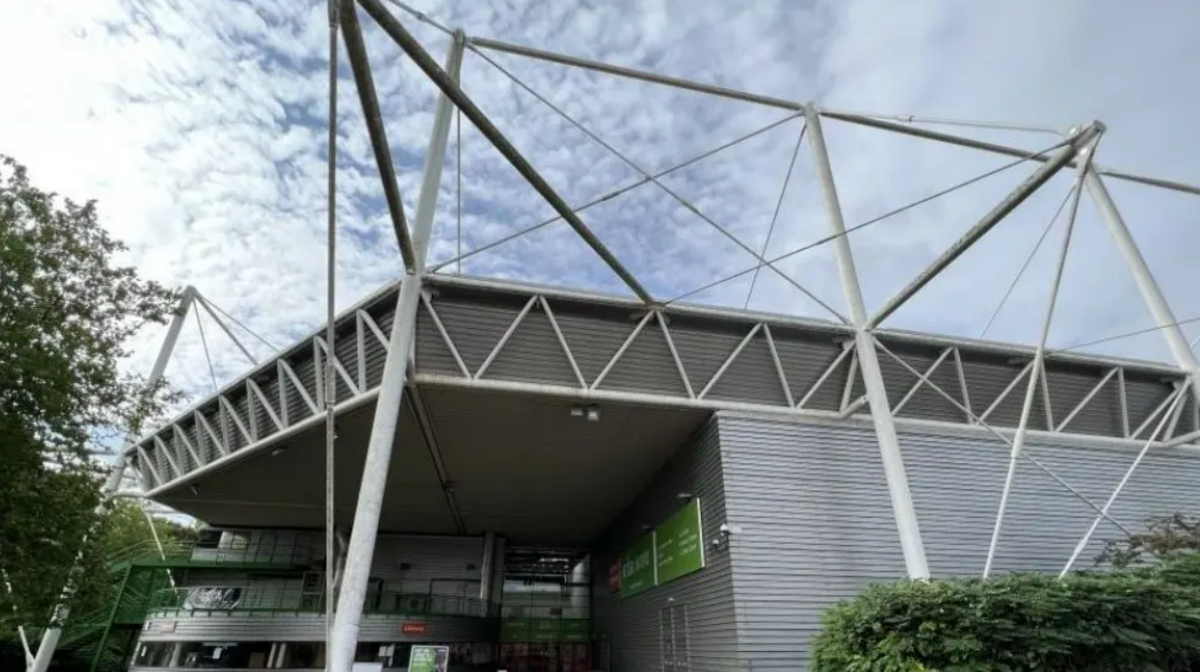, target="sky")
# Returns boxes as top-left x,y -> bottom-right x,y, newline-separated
1,0 -> 1199,411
